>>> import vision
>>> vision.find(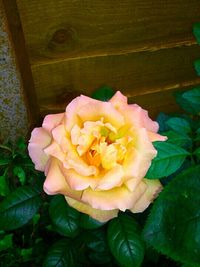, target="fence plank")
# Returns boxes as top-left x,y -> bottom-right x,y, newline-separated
39,86 -> 191,119
16,0 -> 200,62
32,45 -> 200,109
